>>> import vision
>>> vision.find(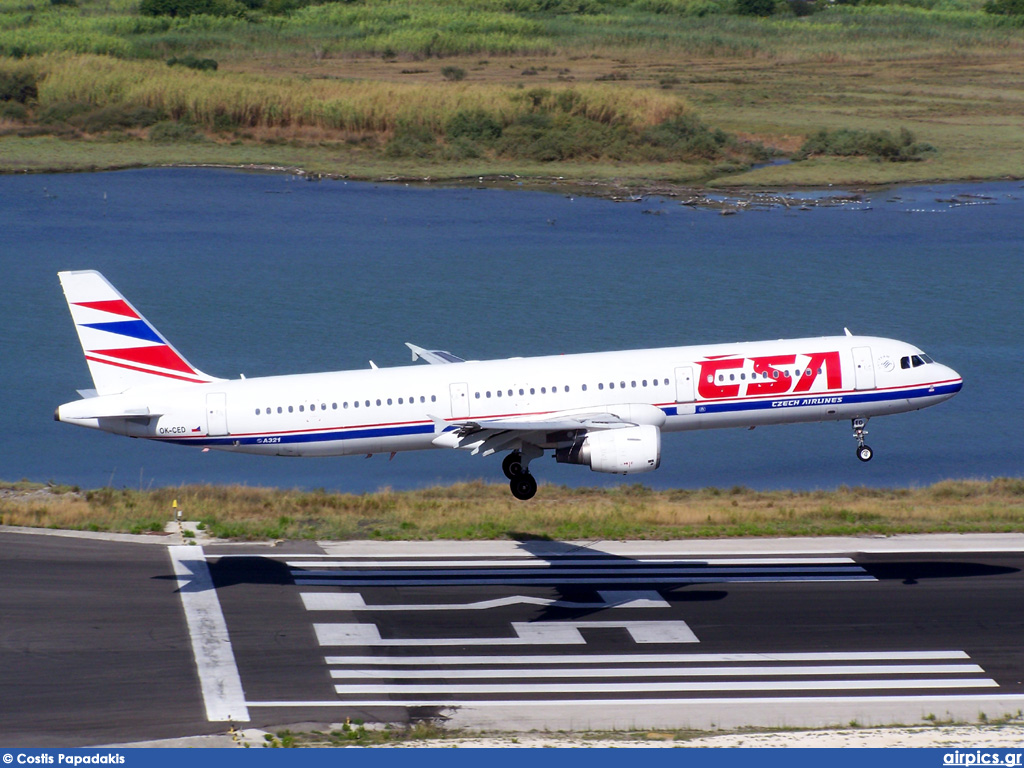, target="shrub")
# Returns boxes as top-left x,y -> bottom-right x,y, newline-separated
75,105 -> 163,133
444,109 -> 503,141
37,101 -> 93,125
734,0 -> 776,14
140,0 -> 245,17
983,0 -> 1024,13
167,54 -> 219,71
440,66 -> 466,81
0,71 -> 38,104
0,101 -> 28,120
383,120 -> 437,158
149,120 -> 203,142
797,127 -> 936,162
